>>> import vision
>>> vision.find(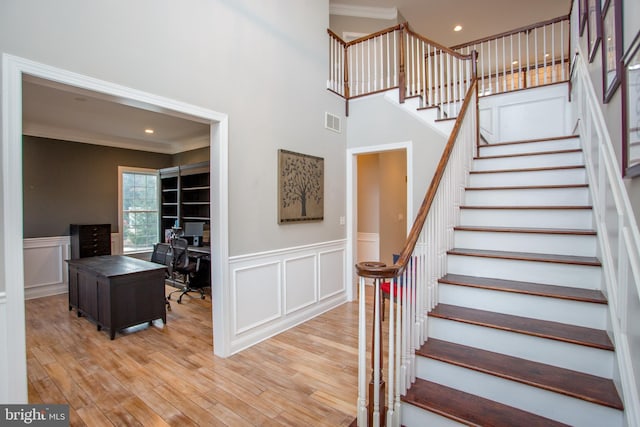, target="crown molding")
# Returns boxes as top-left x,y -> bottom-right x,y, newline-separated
330,3 -> 398,20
